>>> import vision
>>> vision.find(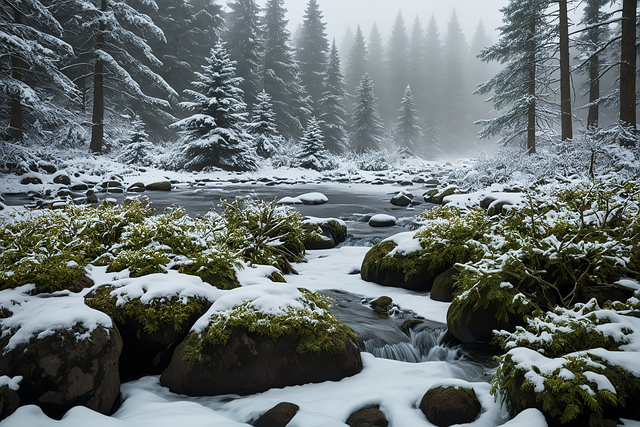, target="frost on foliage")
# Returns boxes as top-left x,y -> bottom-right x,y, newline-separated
185,285 -> 357,361
491,295 -> 640,426
173,42 -> 258,172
